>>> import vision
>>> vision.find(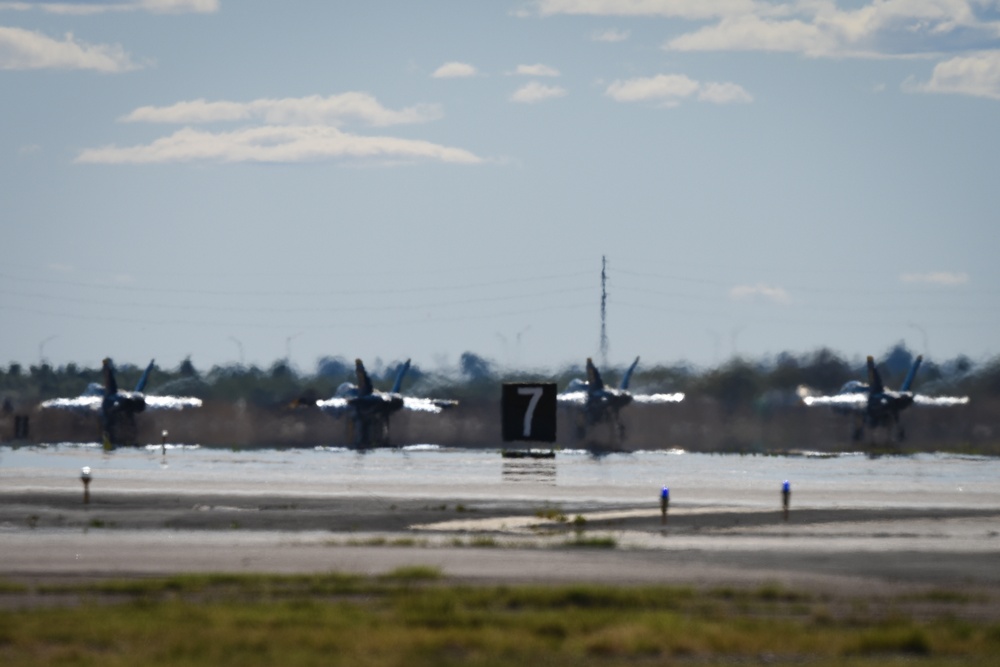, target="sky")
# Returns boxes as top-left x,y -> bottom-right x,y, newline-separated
2,0 -> 998,376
